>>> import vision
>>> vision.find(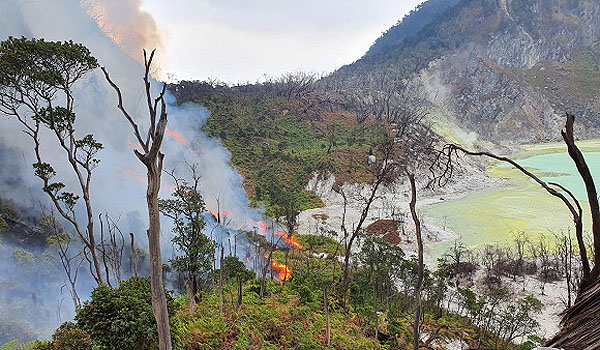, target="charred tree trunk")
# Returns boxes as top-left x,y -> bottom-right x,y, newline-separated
237,277 -> 243,310
102,49 -> 172,350
562,113 -> 600,285
408,173 -> 423,350
147,163 -> 172,350
129,232 -> 138,278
